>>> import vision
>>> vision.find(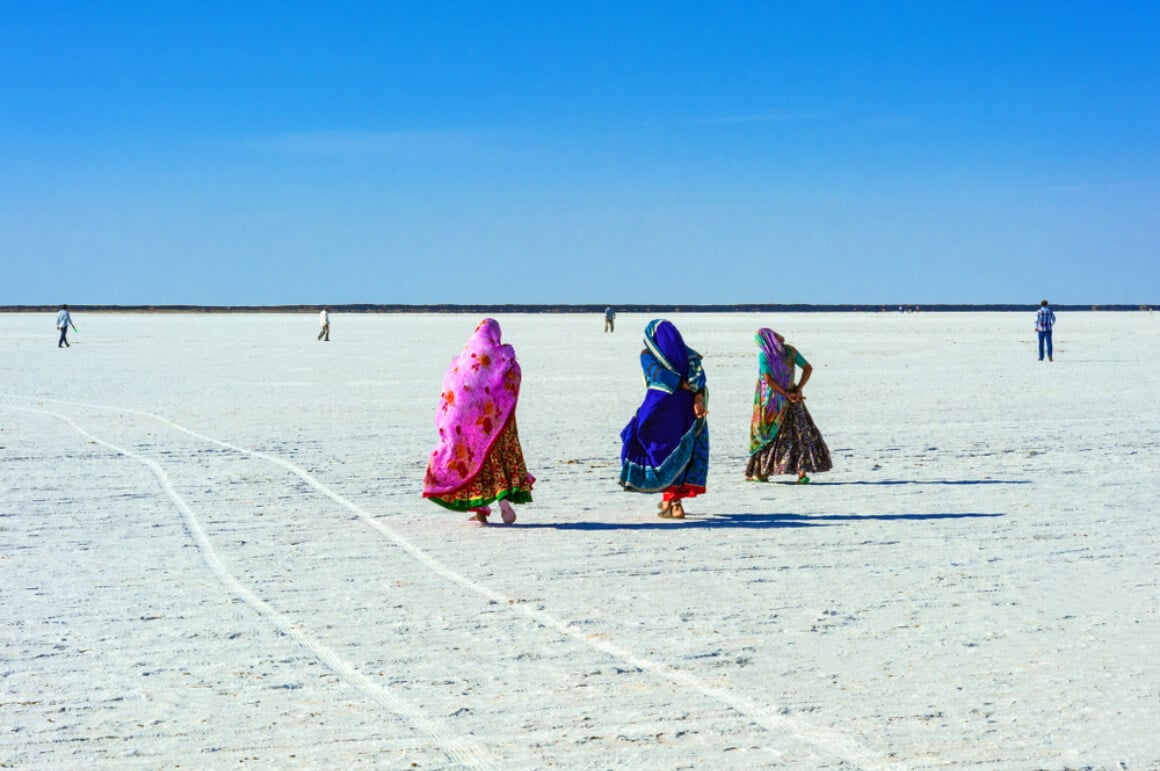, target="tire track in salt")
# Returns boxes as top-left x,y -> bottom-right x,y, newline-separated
1,403 -> 494,771
3,395 -> 903,769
